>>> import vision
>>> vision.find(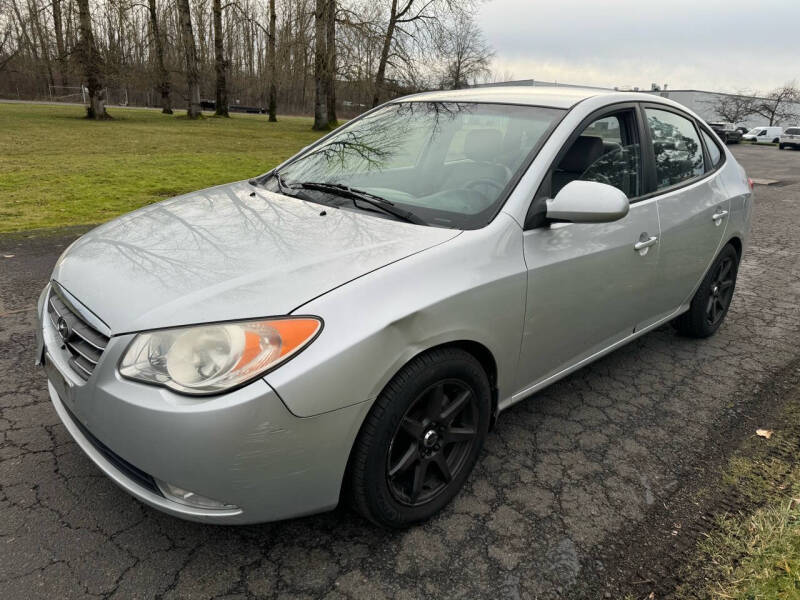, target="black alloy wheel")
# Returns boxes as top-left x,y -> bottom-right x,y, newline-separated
348,347 -> 491,528
705,254 -> 736,327
386,380 -> 478,506
673,243 -> 740,338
